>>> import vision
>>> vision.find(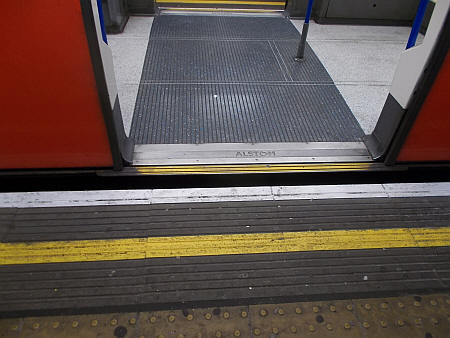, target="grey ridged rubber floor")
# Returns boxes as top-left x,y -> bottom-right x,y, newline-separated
130,15 -> 364,144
